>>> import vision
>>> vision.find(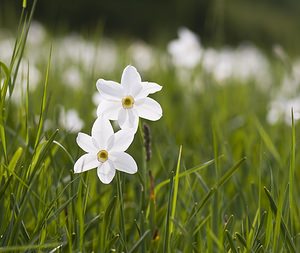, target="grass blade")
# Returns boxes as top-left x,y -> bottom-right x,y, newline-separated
34,45 -> 52,151
225,230 -> 238,253
264,187 -> 296,253
215,157 -> 246,188
128,230 -> 151,253
163,170 -> 174,253
155,158 -> 215,193
170,145 -> 182,234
